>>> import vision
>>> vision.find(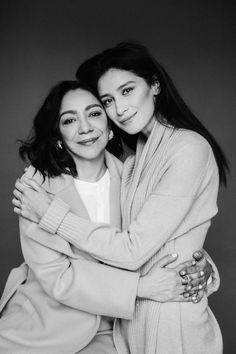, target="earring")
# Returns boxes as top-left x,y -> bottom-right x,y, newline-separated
153,82 -> 160,96
57,141 -> 63,149
108,130 -> 114,140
